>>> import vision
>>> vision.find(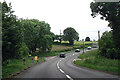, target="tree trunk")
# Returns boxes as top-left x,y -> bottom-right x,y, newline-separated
69,40 -> 73,45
